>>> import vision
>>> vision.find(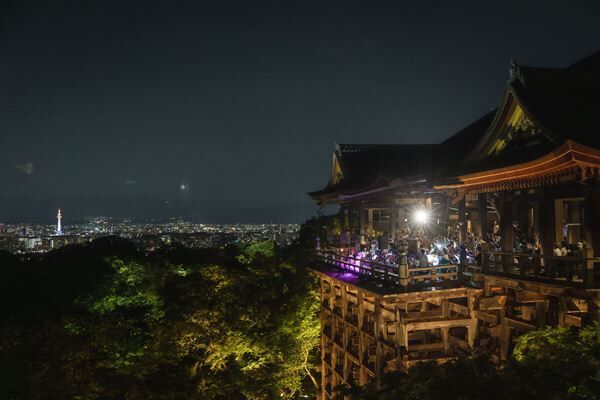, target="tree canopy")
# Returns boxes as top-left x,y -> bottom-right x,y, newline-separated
0,238 -> 320,400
